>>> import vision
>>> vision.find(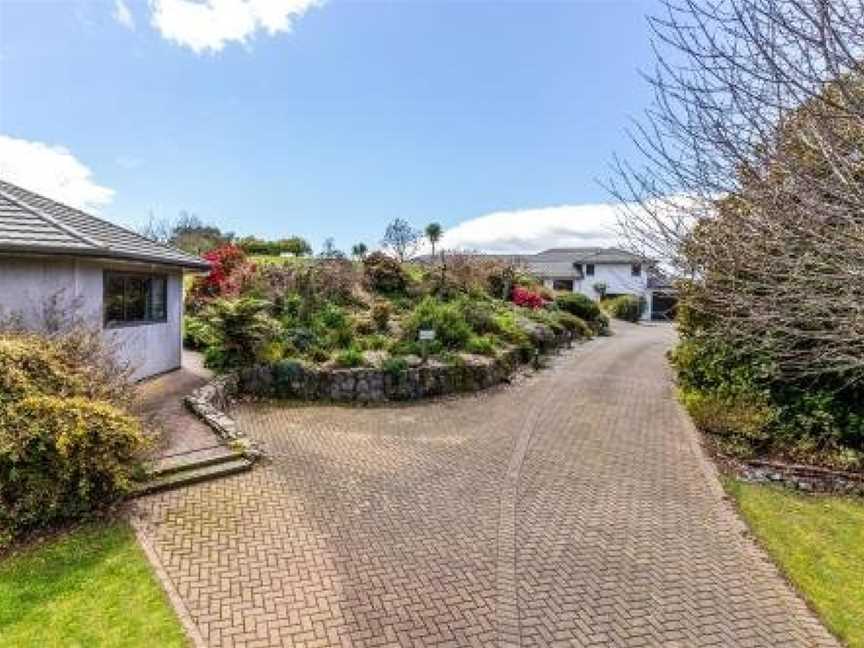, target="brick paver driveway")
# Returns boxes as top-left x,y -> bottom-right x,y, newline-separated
134,323 -> 837,648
